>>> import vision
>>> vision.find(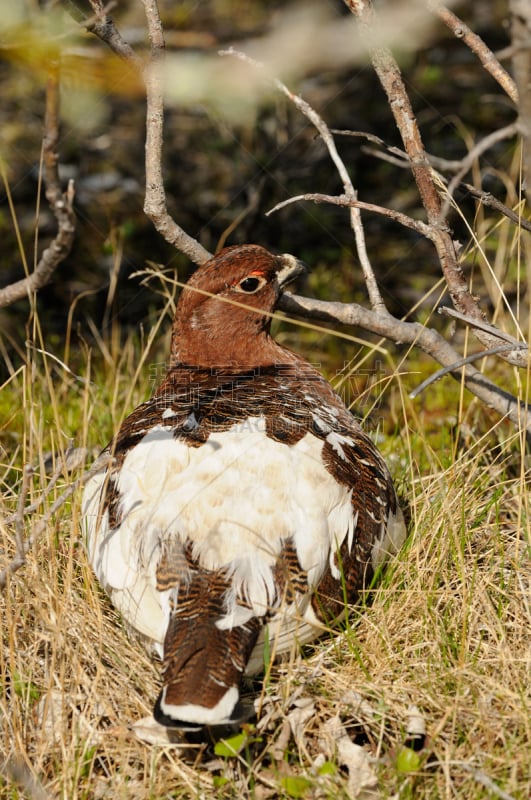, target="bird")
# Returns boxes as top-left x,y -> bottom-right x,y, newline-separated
82,244 -> 406,731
